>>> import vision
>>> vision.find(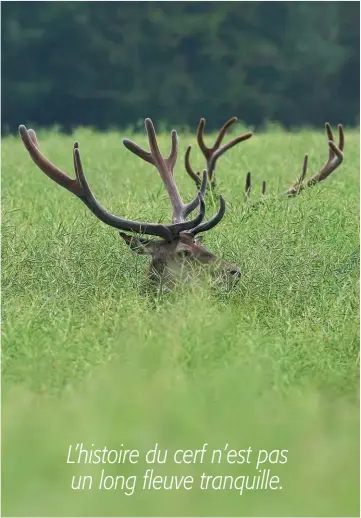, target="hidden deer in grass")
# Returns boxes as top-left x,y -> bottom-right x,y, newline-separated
19,118 -> 344,288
